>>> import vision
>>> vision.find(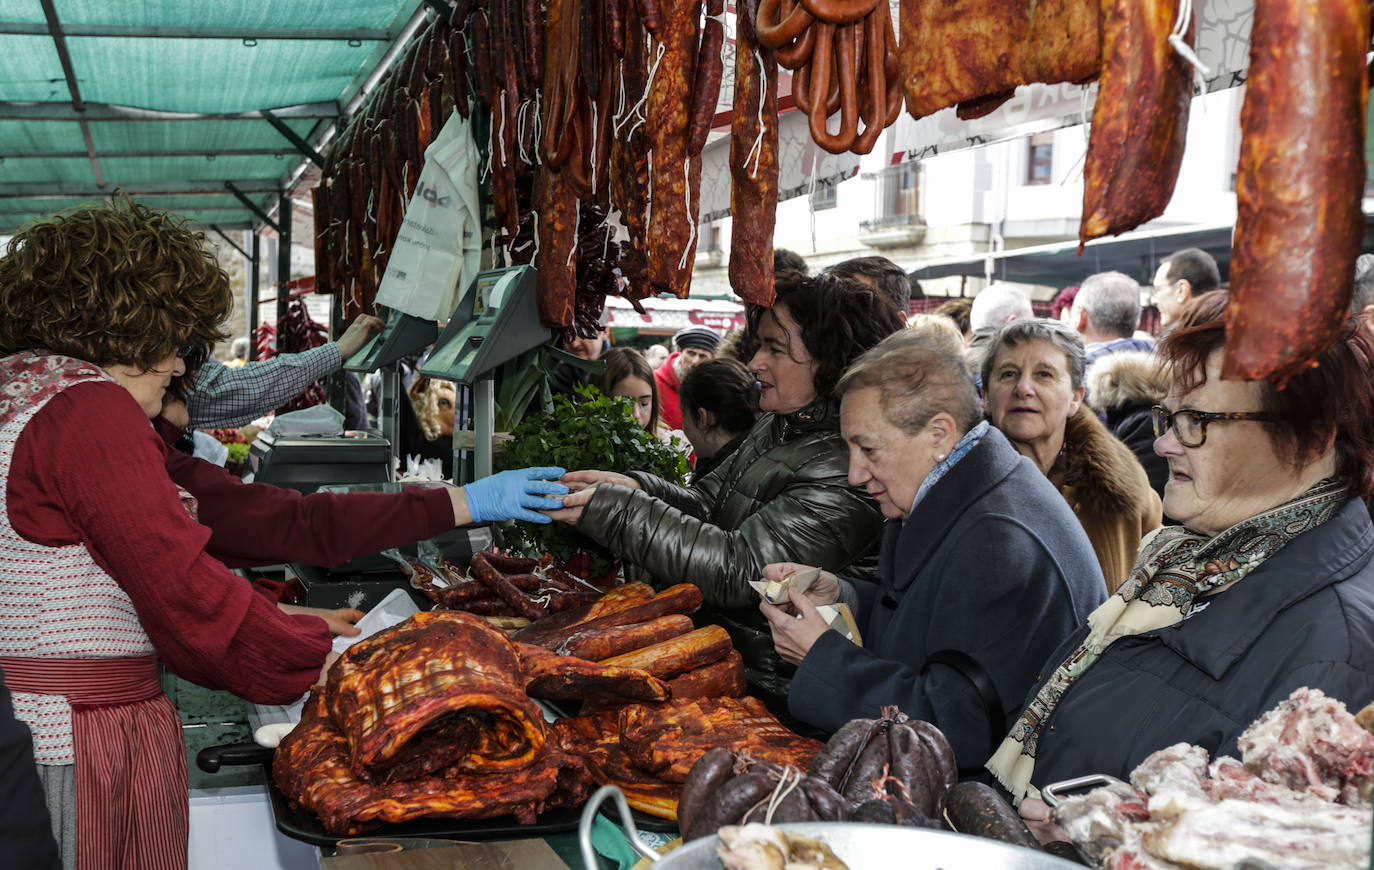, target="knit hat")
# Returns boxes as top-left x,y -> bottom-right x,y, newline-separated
674,325 -> 721,353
